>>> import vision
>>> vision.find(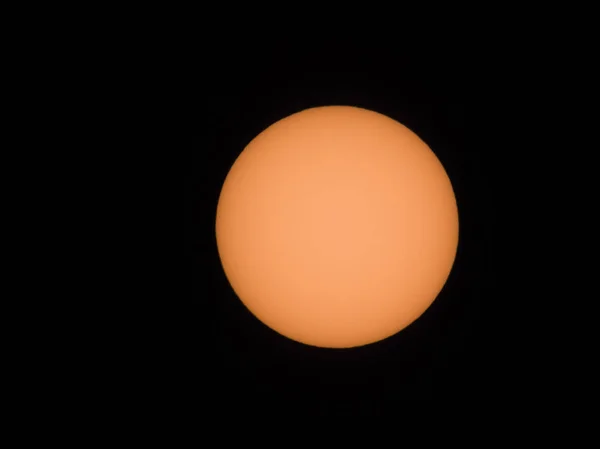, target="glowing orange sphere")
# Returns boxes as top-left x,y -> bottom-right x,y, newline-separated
216,106 -> 459,348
